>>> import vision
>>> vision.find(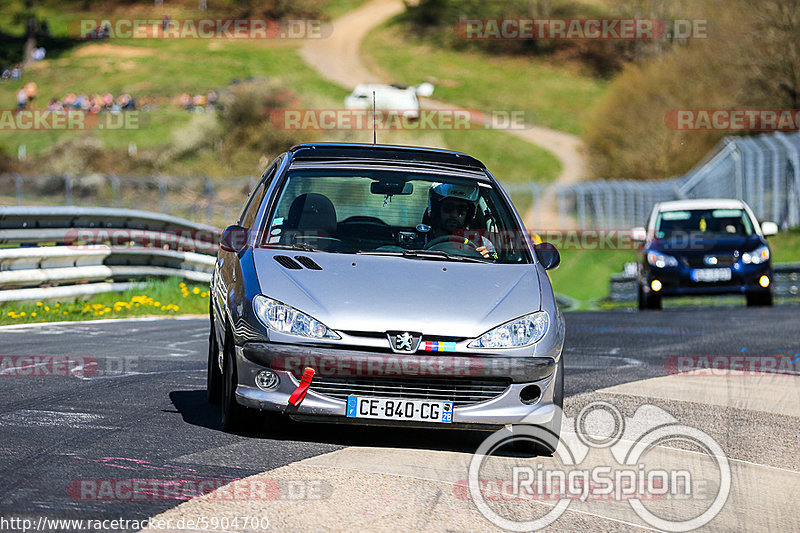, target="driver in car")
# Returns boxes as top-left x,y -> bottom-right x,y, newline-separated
425,183 -> 497,259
